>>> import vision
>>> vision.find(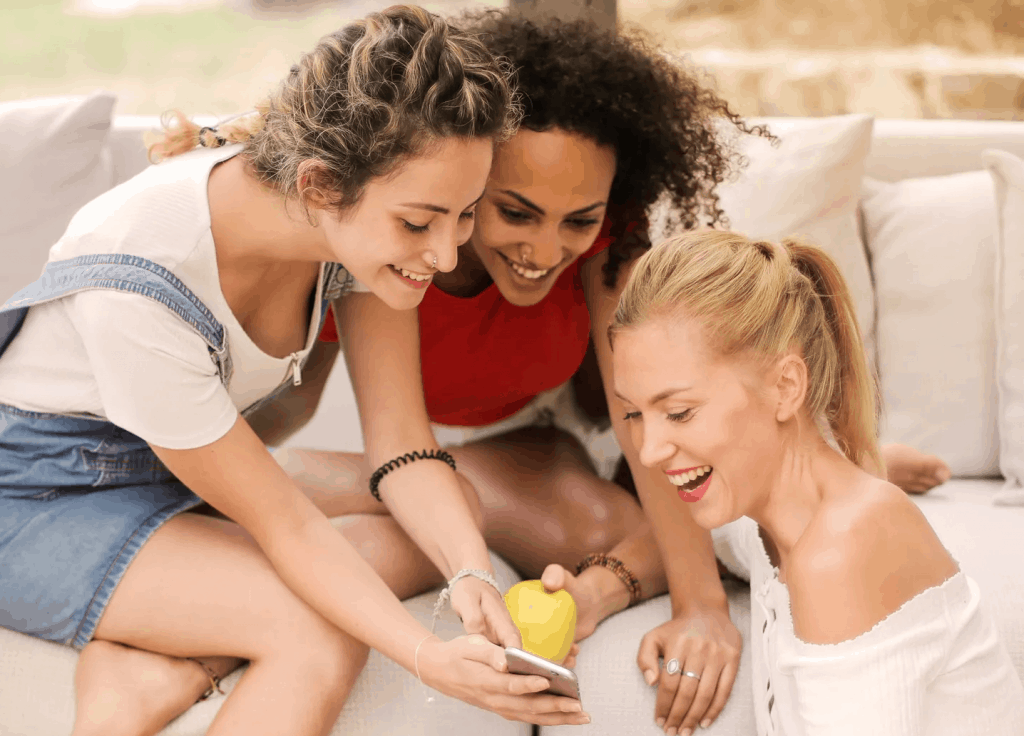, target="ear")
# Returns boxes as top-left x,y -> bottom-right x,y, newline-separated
296,159 -> 333,212
774,353 -> 808,423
